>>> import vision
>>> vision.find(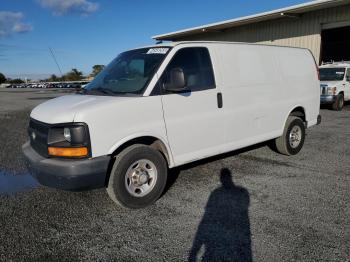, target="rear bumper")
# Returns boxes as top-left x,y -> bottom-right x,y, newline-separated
22,141 -> 110,191
320,95 -> 337,104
